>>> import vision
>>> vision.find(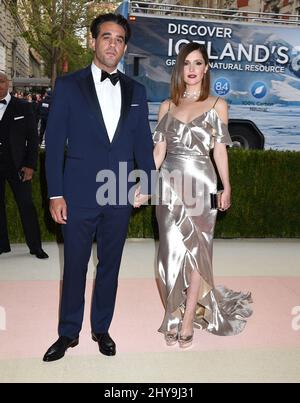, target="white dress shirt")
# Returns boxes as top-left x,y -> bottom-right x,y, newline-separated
0,93 -> 11,121
51,64 -> 122,199
91,62 -> 121,142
